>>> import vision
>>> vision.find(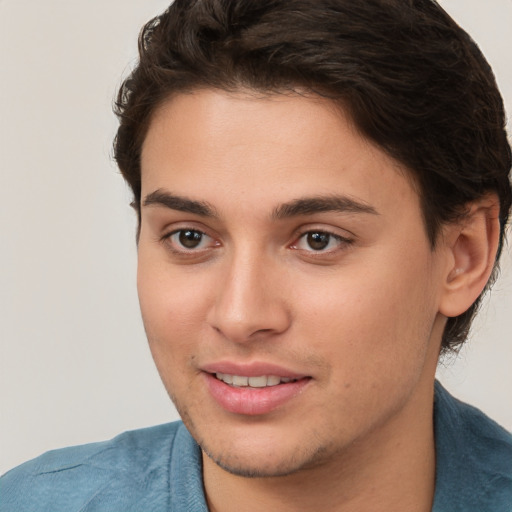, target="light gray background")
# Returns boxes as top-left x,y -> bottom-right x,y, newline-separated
1,0 -> 511,475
